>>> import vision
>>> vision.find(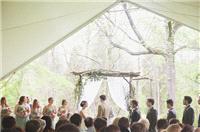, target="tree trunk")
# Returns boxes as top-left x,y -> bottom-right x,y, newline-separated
165,21 -> 176,101
166,54 -> 176,101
